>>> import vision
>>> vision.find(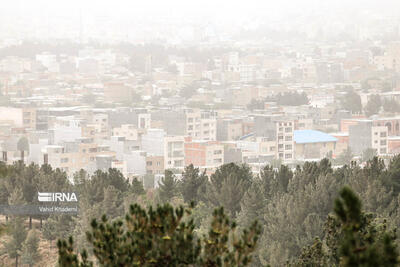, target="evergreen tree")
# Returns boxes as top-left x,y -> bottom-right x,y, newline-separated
341,90 -> 362,114
206,163 -> 252,218
17,136 -> 29,162
158,170 -> 179,203
57,203 -> 261,266
4,216 -> 27,267
364,94 -> 381,117
292,186 -> 399,266
334,187 -> 398,266
5,189 -> 27,267
131,177 -> 145,196
102,185 -> 124,219
21,229 -> 41,267
237,181 -> 265,228
362,148 -> 377,163
383,99 -> 400,113
334,149 -> 353,166
42,217 -> 57,251
42,214 -> 75,251
180,164 -> 207,204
